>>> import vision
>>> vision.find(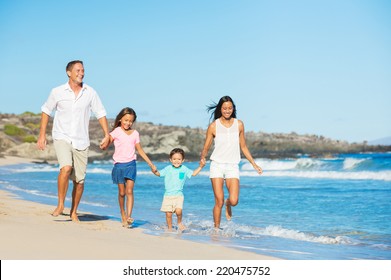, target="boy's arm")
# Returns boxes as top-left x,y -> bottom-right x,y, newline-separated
192,164 -> 204,176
